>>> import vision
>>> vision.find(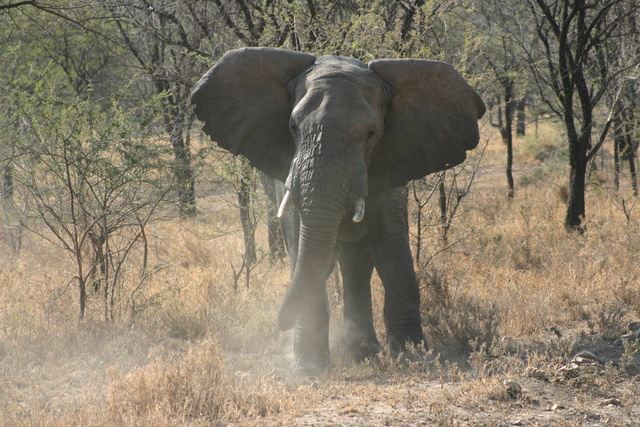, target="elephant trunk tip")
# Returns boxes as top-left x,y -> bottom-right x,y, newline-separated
278,282 -> 310,331
277,299 -> 297,331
